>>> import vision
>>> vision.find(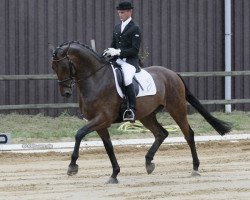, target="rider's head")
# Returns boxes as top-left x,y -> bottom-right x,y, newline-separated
116,1 -> 133,22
